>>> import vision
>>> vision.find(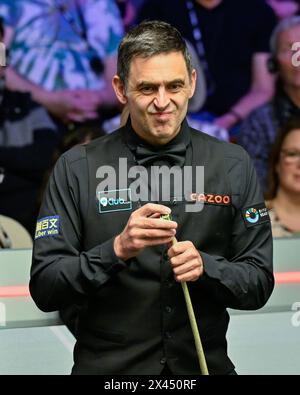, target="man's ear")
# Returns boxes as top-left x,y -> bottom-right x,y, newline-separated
189,68 -> 197,99
112,75 -> 127,105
